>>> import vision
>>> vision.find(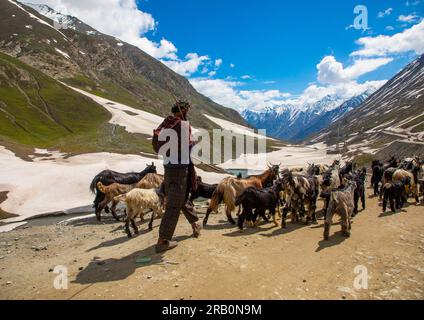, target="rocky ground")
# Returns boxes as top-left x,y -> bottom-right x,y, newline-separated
0,187 -> 423,300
